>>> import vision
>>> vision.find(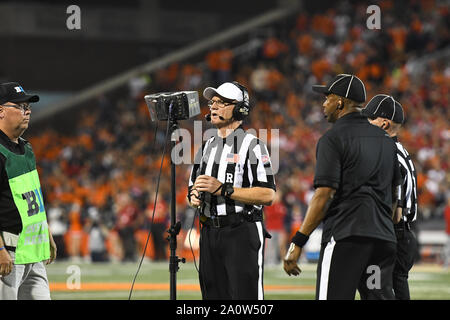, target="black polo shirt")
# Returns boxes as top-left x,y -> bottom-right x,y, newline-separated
0,129 -> 26,234
314,112 -> 401,244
